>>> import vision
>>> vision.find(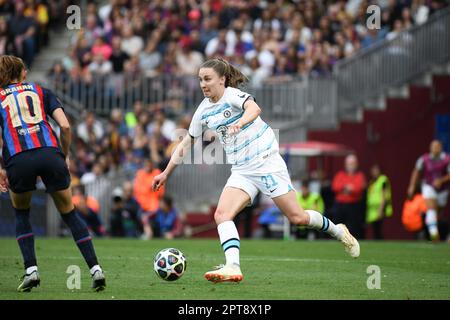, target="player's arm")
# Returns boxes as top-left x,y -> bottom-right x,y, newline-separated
436,173 -> 450,185
52,108 -> 71,158
408,156 -> 423,198
228,99 -> 261,135
152,134 -> 195,191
